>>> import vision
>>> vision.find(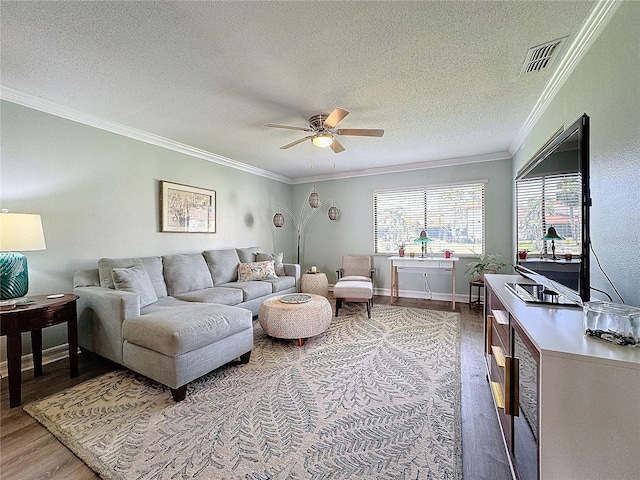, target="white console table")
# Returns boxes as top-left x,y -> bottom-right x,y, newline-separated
388,256 -> 459,310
